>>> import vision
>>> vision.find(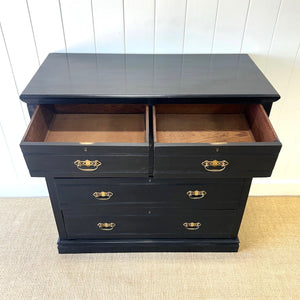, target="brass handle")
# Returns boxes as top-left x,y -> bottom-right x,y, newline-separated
183,222 -> 202,231
97,222 -> 116,231
93,191 -> 113,200
201,160 -> 229,172
74,159 -> 102,171
187,190 -> 207,200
